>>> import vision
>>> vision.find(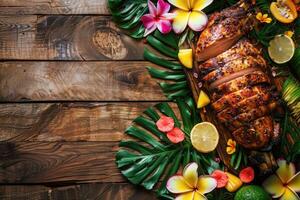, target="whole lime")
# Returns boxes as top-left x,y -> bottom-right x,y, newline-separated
234,185 -> 271,200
